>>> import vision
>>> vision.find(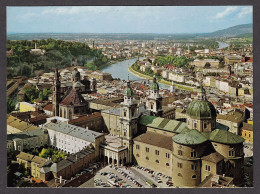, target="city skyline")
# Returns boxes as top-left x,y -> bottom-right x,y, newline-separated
7,6 -> 252,34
